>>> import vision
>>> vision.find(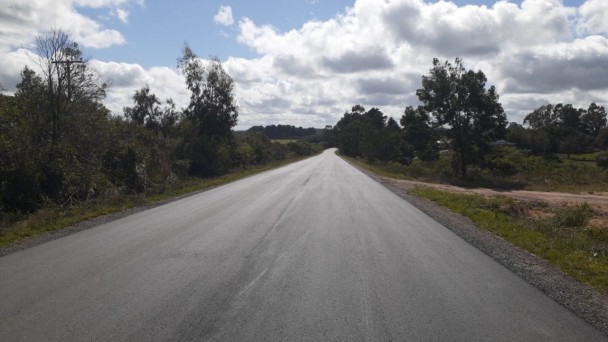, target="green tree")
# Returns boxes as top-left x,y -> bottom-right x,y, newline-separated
123,85 -> 160,126
123,86 -> 179,139
595,127 -> 608,150
416,58 -> 507,178
177,44 -> 238,176
335,106 -> 365,156
0,93 -> 43,212
359,108 -> 386,161
582,103 -> 607,136
401,106 -> 438,161
334,105 -> 389,161
4,30 -> 110,205
523,104 -> 557,130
